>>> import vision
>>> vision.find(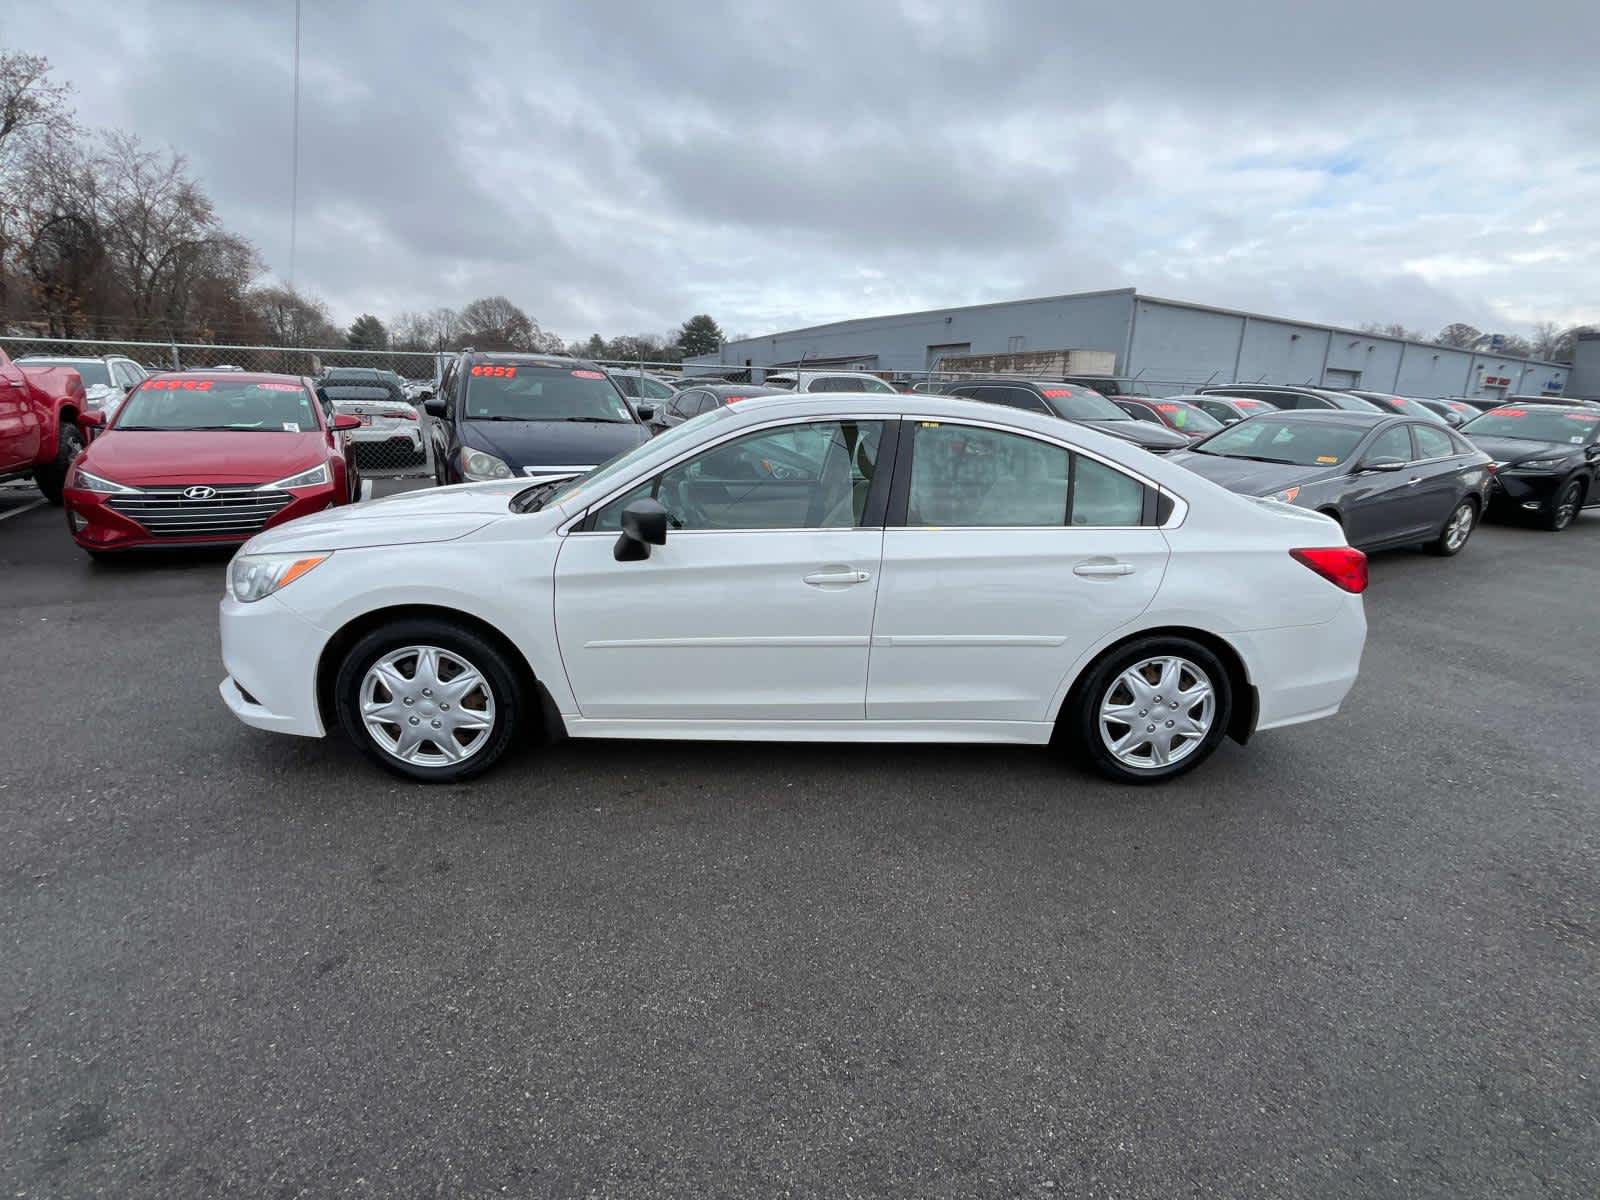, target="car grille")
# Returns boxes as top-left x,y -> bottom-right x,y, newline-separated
106,486 -> 292,539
